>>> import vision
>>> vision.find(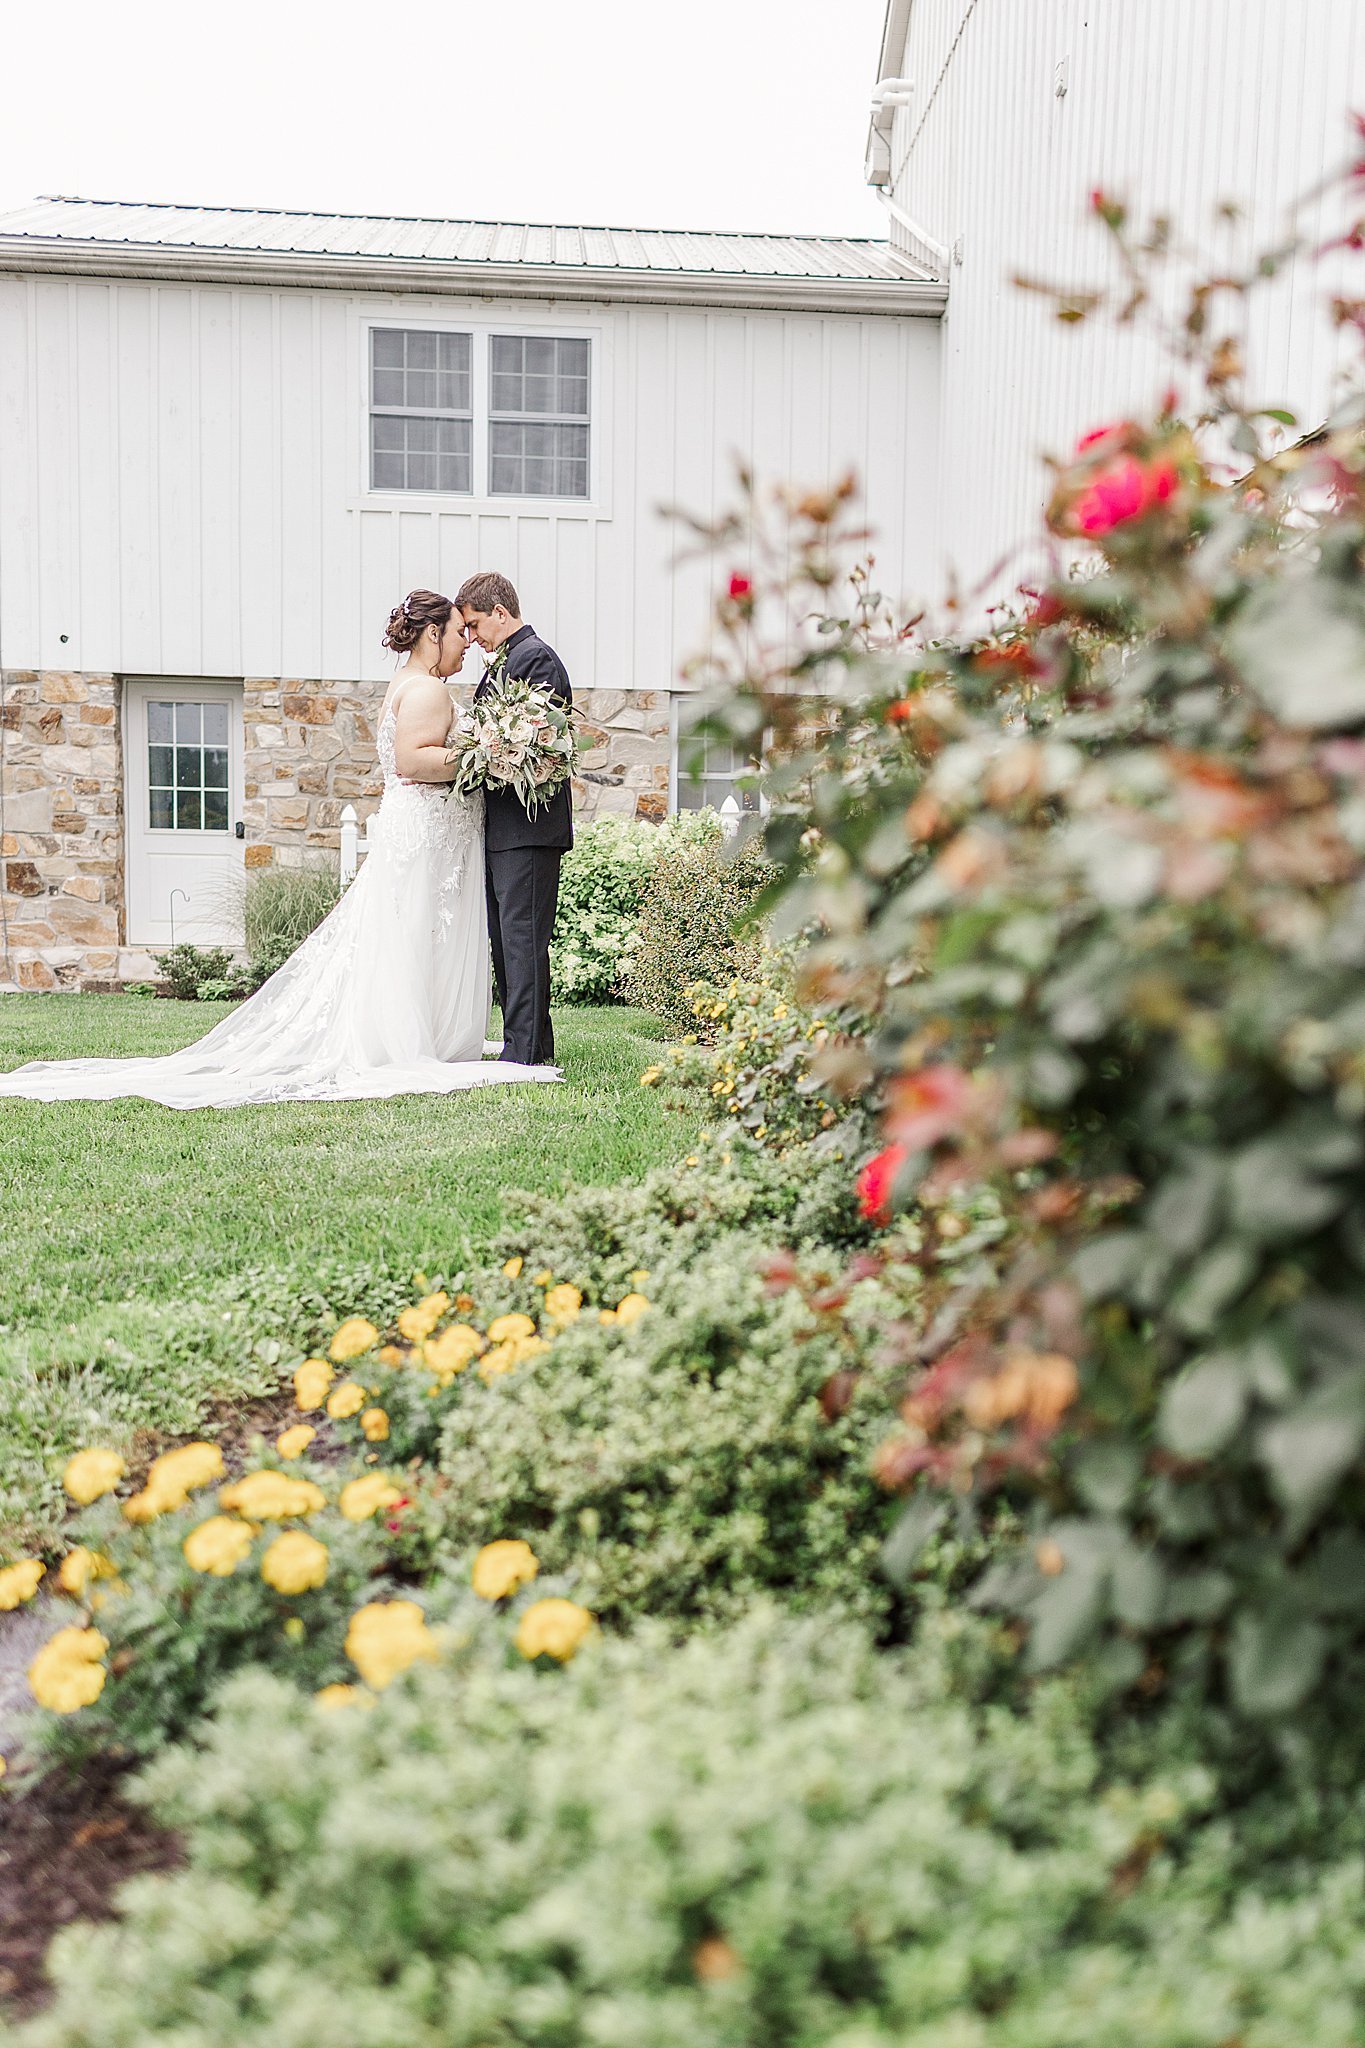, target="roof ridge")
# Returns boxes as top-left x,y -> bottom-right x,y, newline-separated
25,194 -> 886,248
